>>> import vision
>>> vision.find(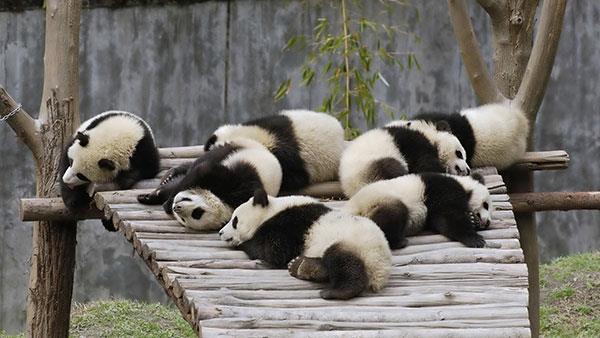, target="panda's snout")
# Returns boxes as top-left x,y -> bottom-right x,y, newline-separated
173,204 -> 183,213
